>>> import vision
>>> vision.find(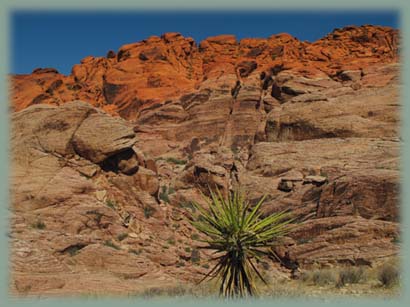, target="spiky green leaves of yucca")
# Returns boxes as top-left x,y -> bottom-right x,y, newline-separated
190,188 -> 293,298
